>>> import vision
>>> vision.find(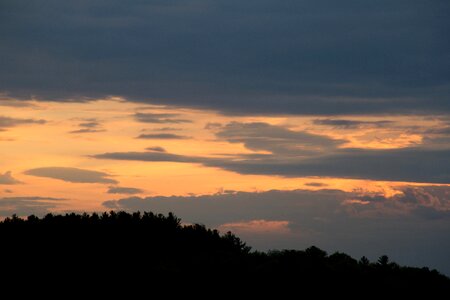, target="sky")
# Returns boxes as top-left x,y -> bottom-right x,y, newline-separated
1,1 -> 450,274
